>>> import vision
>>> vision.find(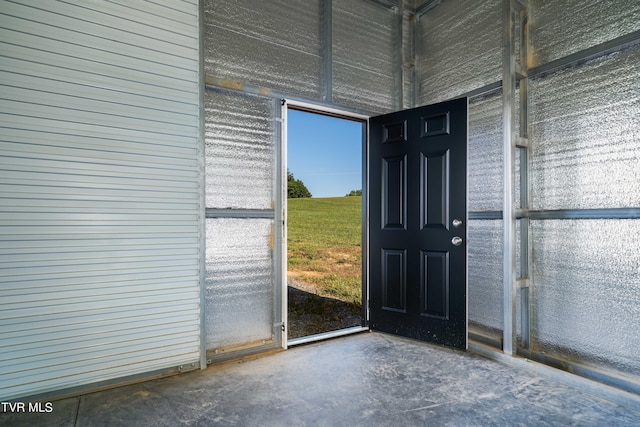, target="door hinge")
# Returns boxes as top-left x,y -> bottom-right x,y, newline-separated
274,322 -> 285,332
